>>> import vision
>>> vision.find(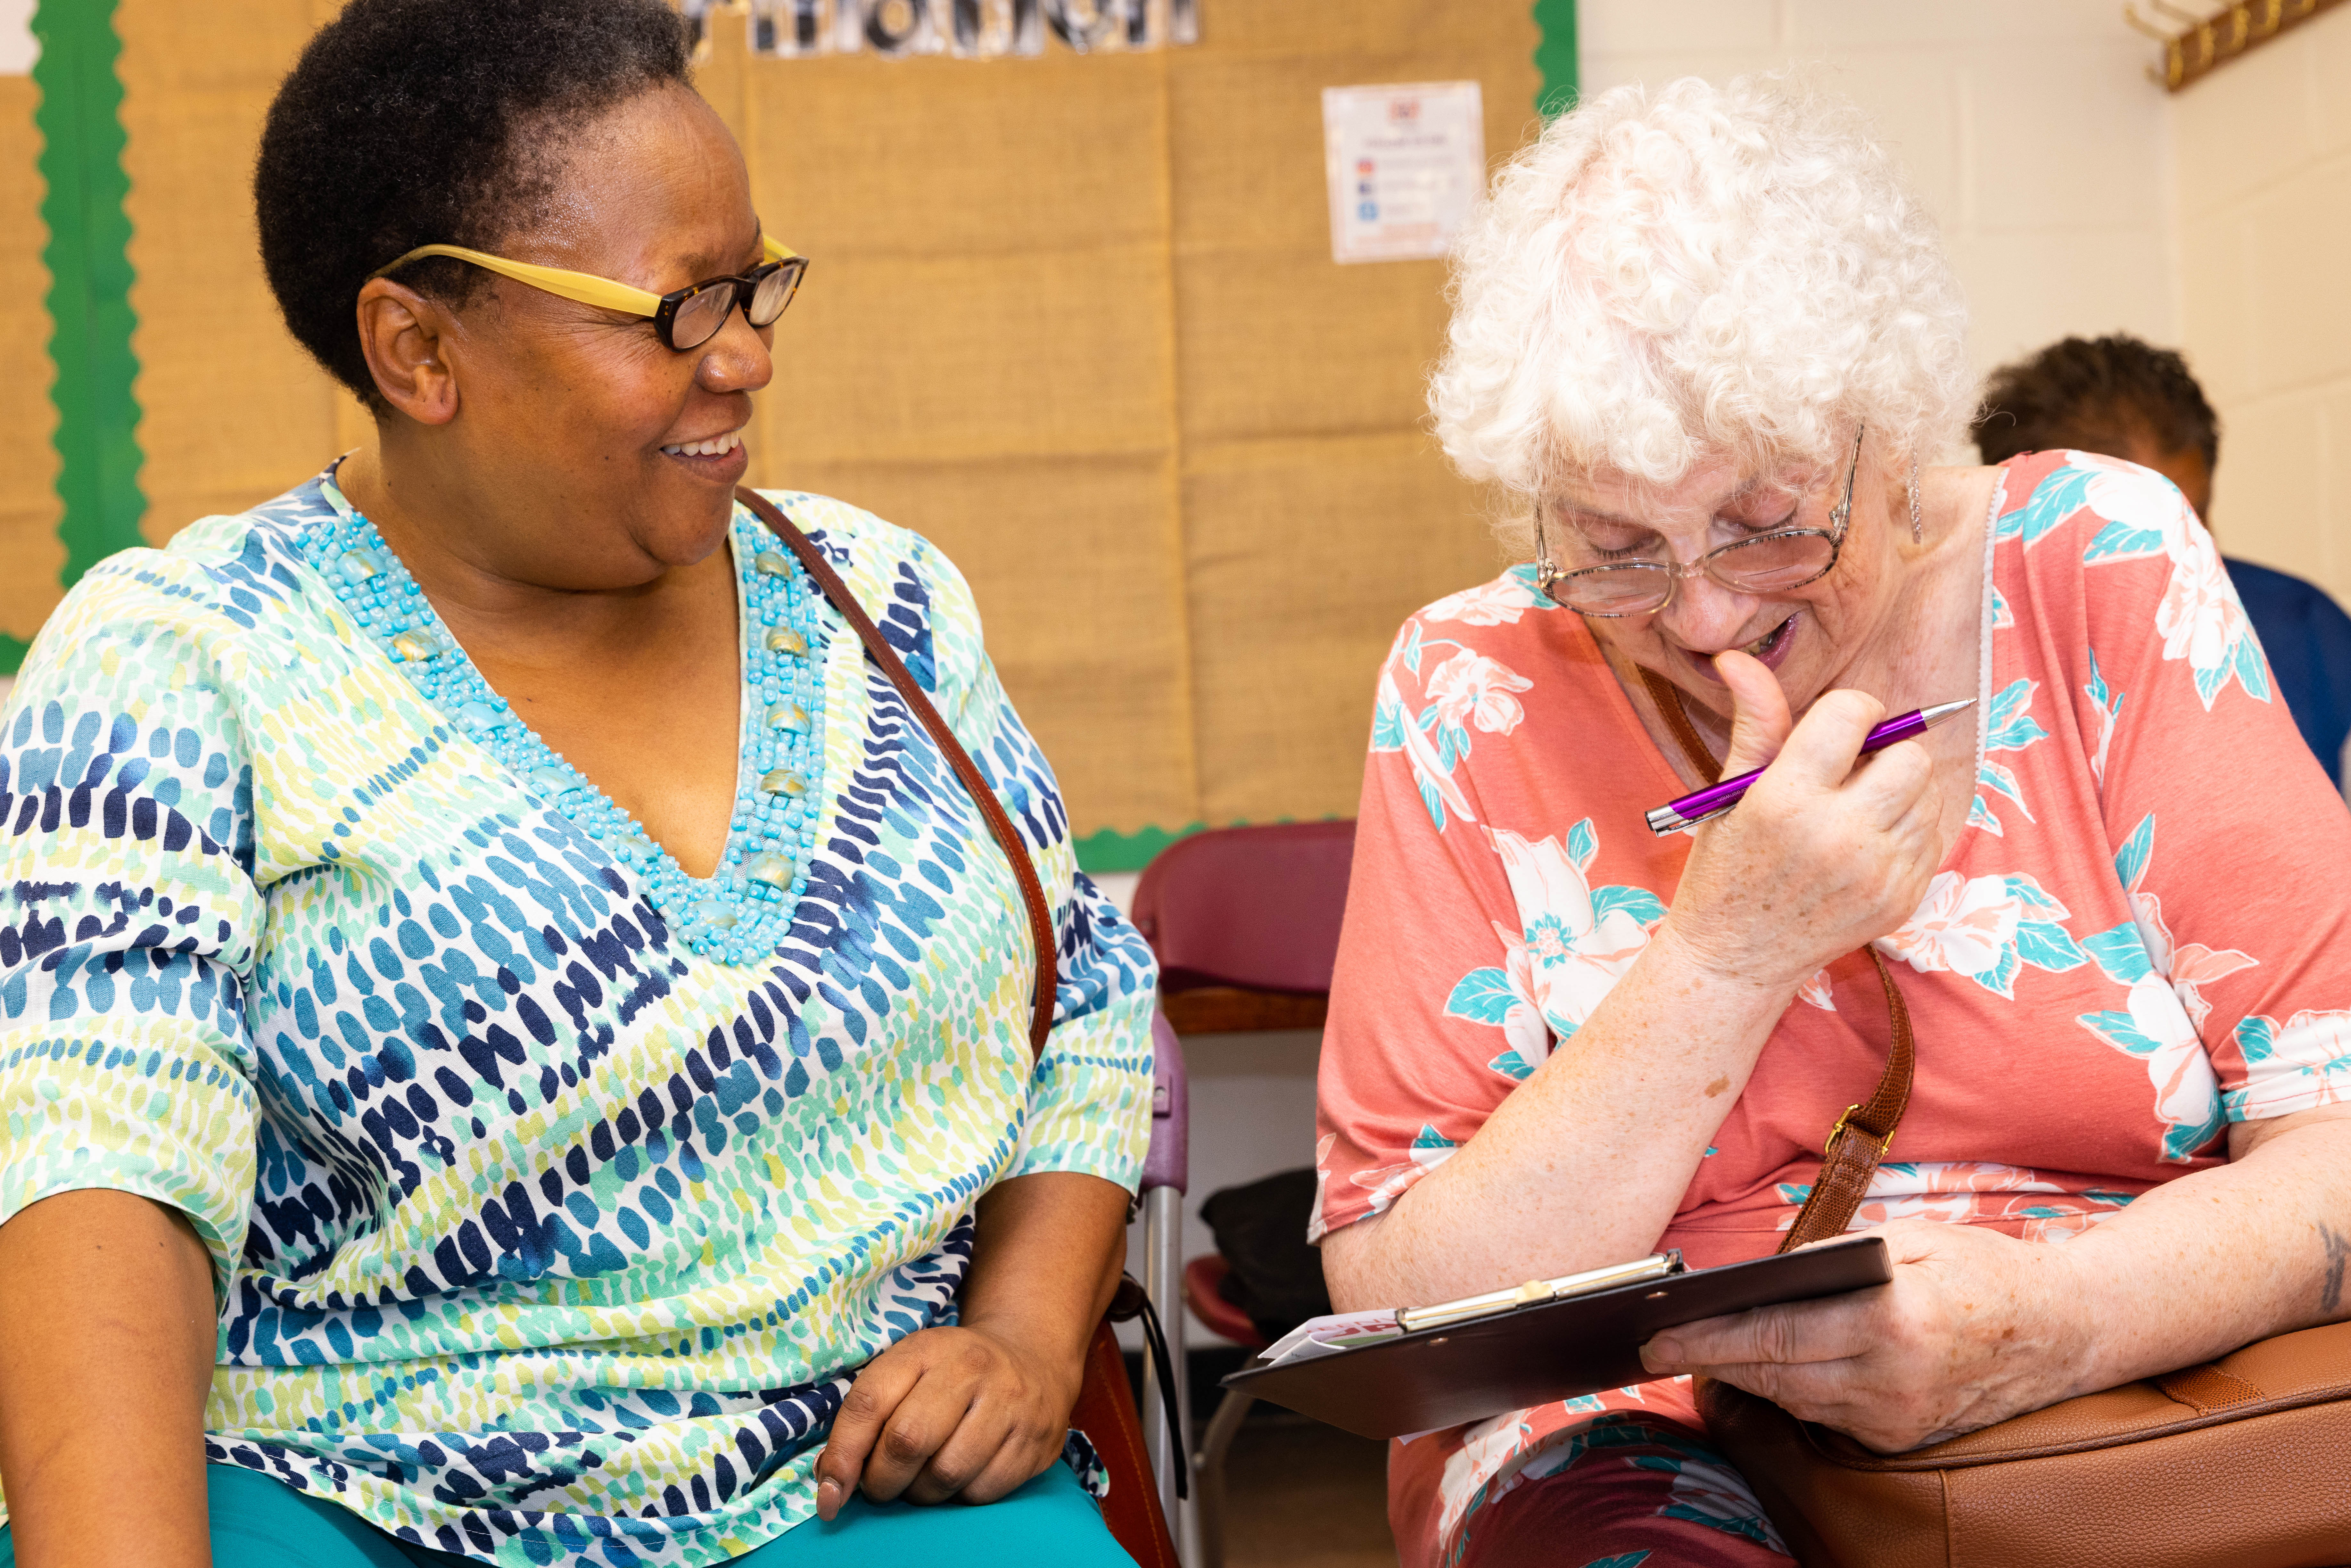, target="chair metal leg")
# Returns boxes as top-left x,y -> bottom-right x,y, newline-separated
1191,1387 -> 1253,1568
1140,1184 -> 1189,1558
